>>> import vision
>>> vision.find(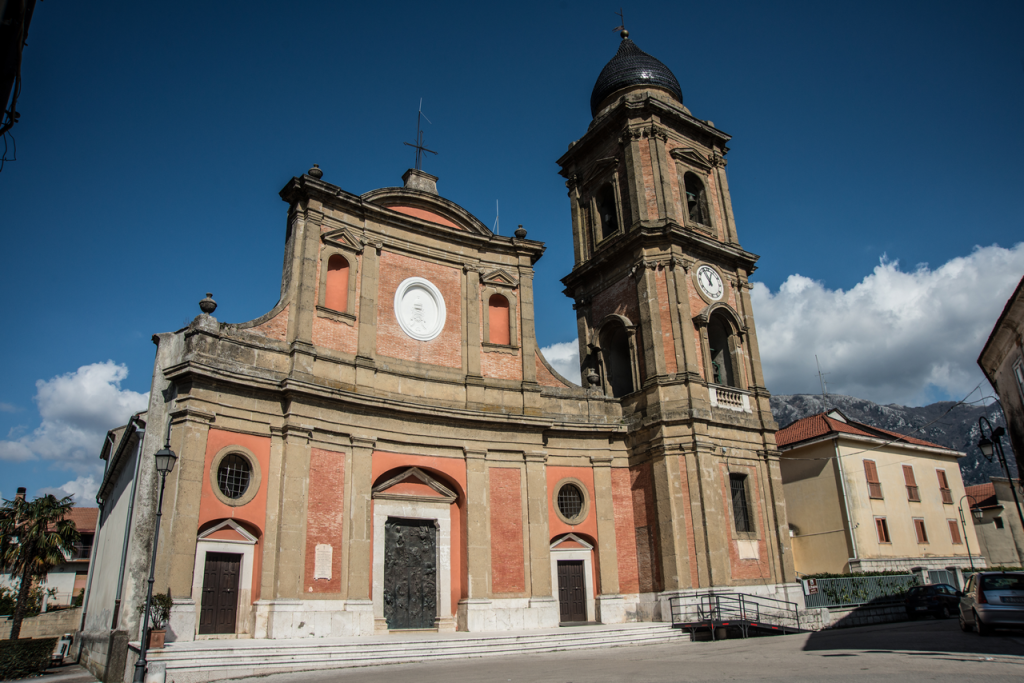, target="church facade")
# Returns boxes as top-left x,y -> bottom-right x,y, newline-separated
83,31 -> 795,655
